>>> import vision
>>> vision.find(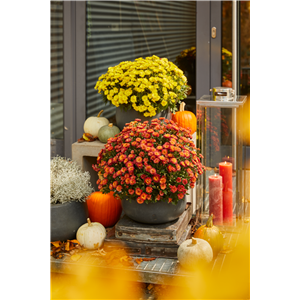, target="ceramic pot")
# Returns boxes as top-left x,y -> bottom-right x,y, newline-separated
121,196 -> 186,224
115,107 -> 171,130
51,201 -> 89,241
